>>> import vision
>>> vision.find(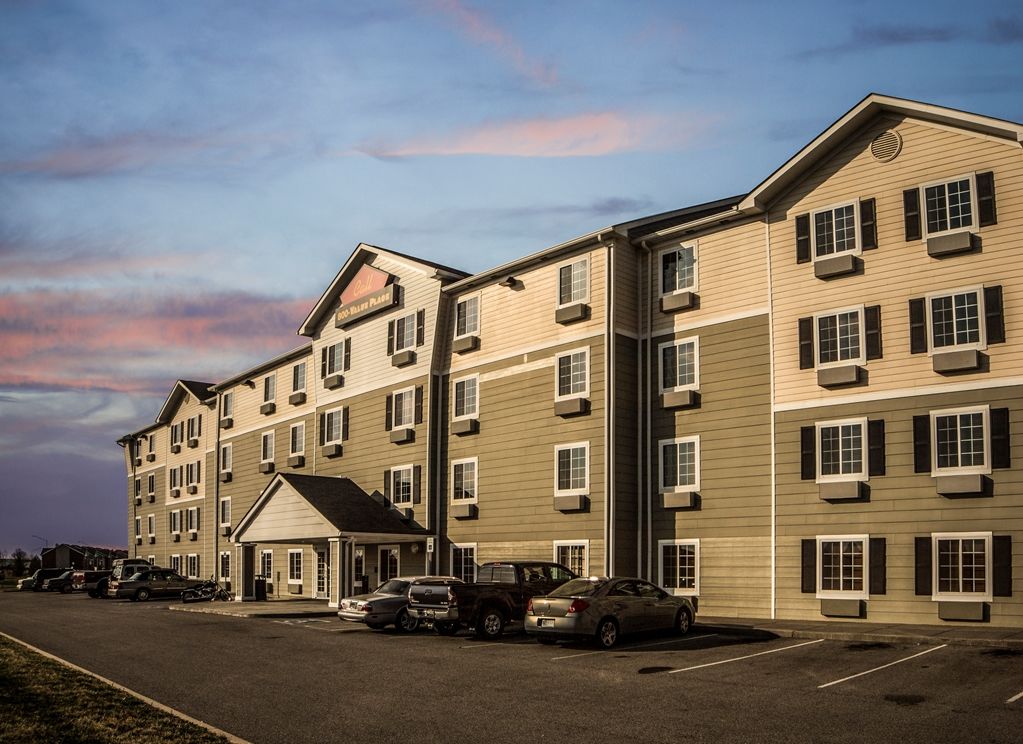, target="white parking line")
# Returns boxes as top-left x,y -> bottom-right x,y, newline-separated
551,633 -> 717,661
1005,690 -> 1023,704
667,638 -> 825,673
817,644 -> 947,689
